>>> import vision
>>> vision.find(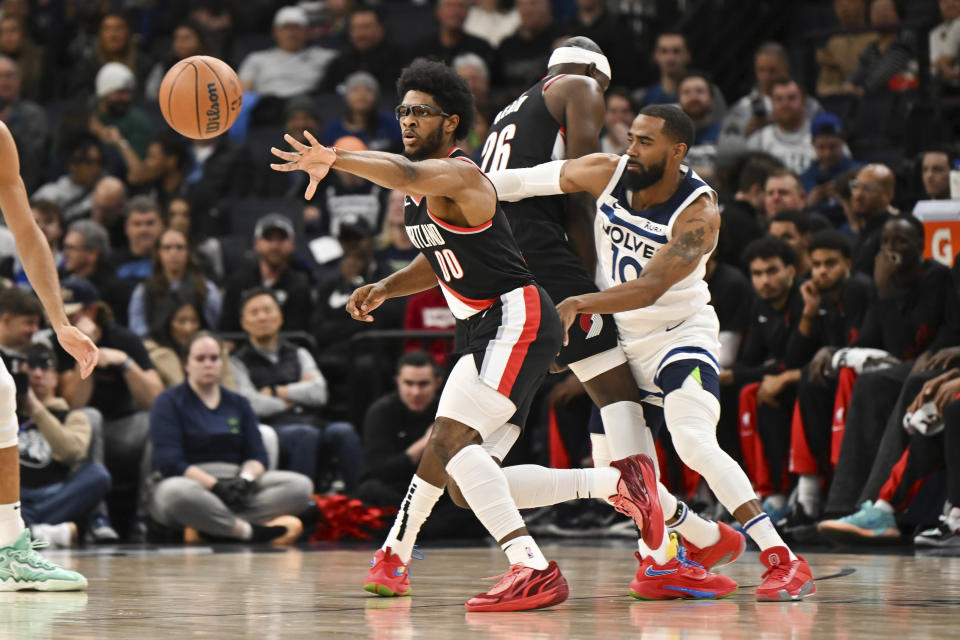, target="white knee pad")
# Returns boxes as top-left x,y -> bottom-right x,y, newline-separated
665,376 -> 753,510
437,356 -> 517,440
481,423 -> 521,463
0,362 -> 16,449
599,401 -> 657,462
